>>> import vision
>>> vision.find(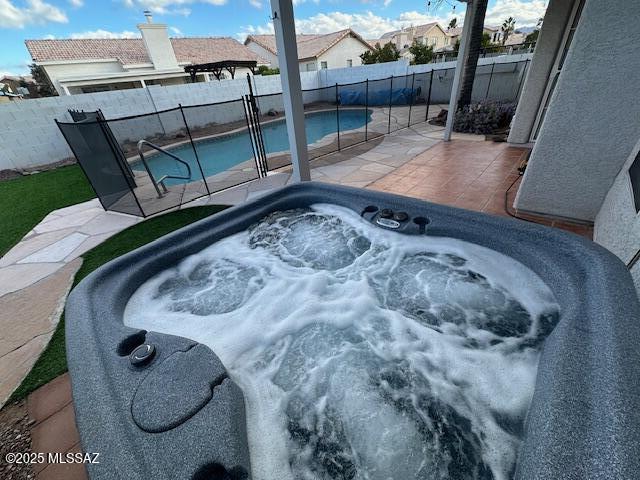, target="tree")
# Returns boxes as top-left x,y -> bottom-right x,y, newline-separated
457,0 -> 490,110
525,17 -> 543,44
360,42 -> 401,65
524,29 -> 539,43
448,18 -> 458,30
29,63 -> 57,97
408,40 -> 434,65
501,16 -> 516,45
257,65 -> 280,76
